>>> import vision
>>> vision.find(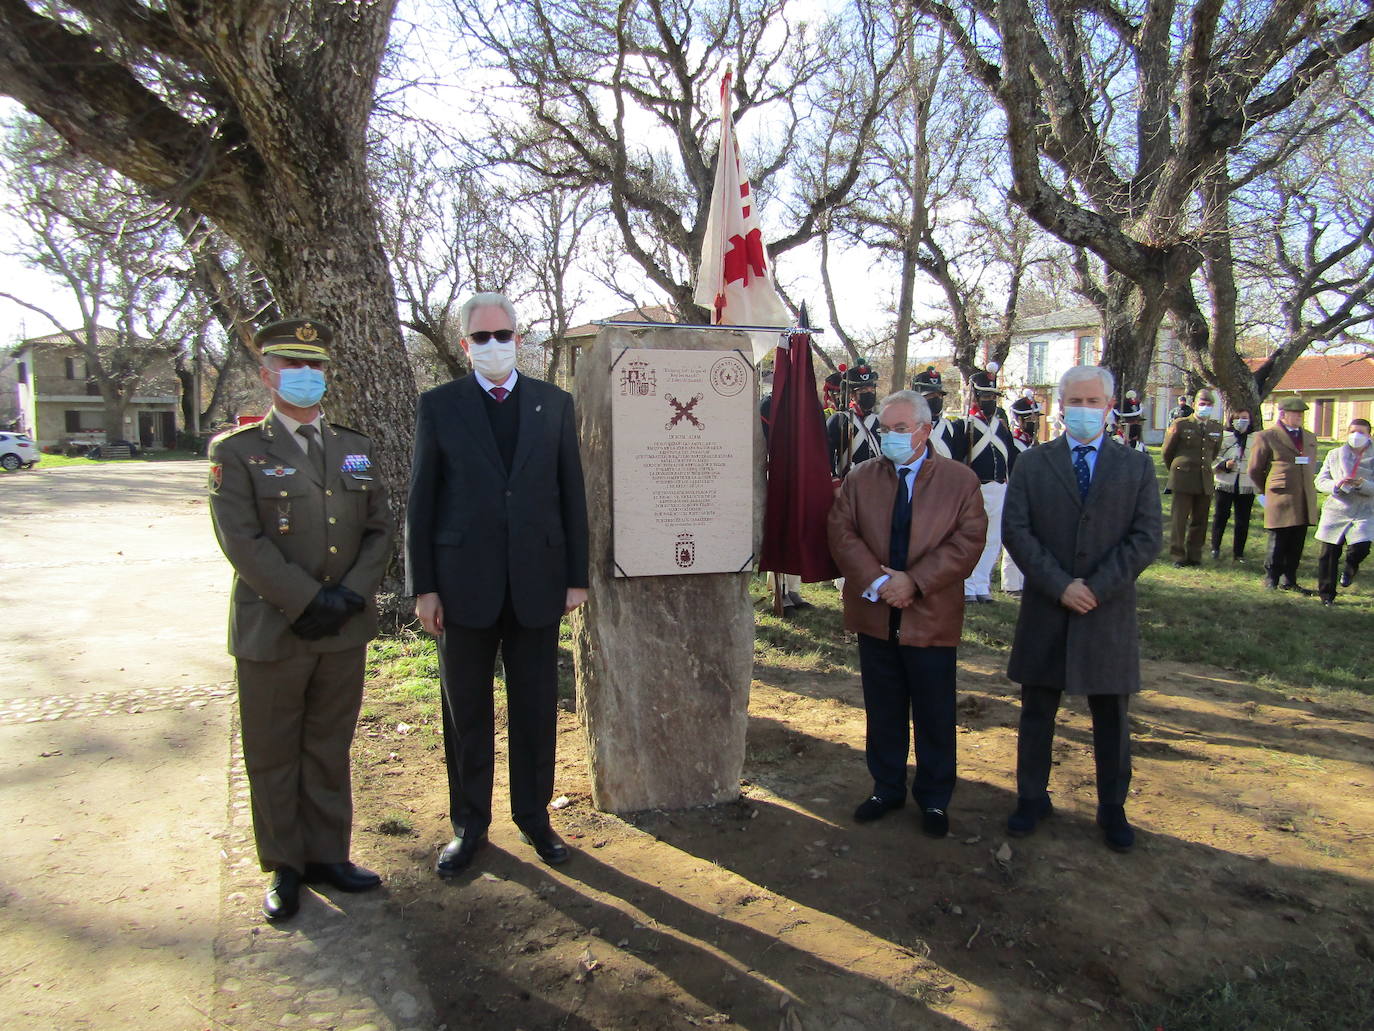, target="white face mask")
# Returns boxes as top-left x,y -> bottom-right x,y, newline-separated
469,339 -> 517,381
1232,418 -> 1250,432
1350,432 -> 1371,450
